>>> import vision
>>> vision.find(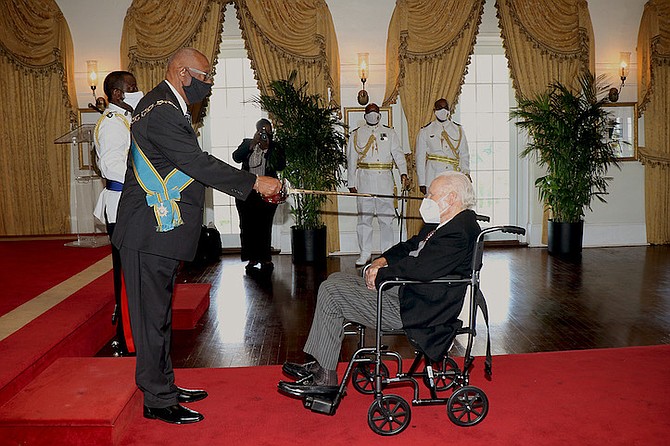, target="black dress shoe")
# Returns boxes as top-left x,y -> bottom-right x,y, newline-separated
282,361 -> 318,380
278,380 -> 339,397
176,386 -> 208,403
260,262 -> 274,274
143,404 -> 204,424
